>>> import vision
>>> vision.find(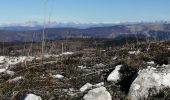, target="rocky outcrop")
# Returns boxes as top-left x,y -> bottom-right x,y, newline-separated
128,65 -> 170,100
